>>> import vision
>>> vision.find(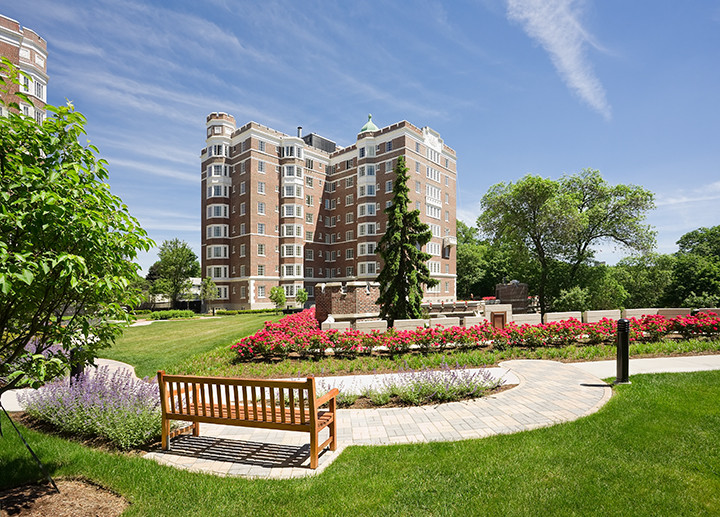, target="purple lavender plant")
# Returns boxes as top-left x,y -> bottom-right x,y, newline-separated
19,366 -> 162,450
